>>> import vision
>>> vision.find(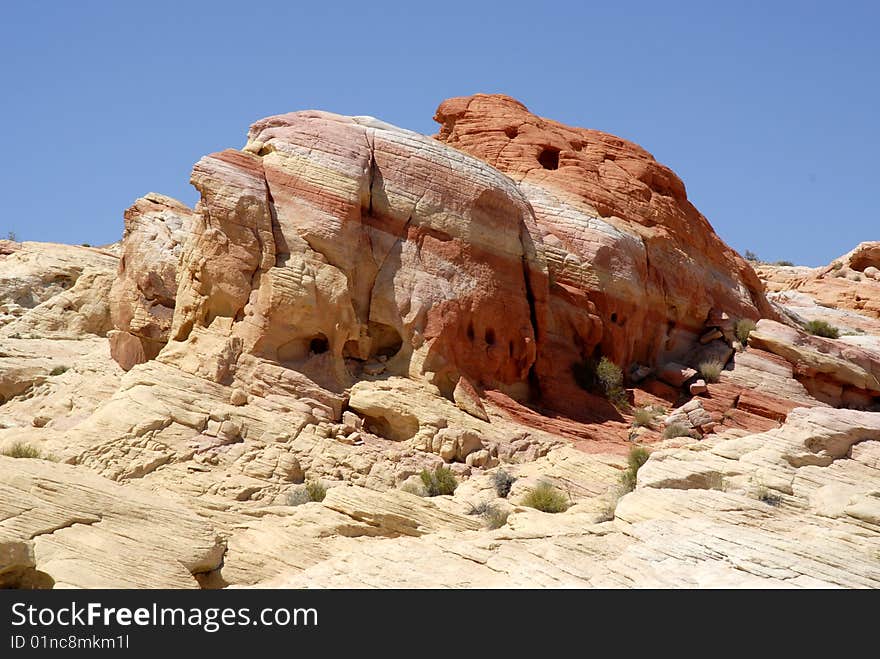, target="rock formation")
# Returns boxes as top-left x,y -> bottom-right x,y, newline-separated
109,193 -> 194,370
434,94 -> 775,411
1,97 -> 878,589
